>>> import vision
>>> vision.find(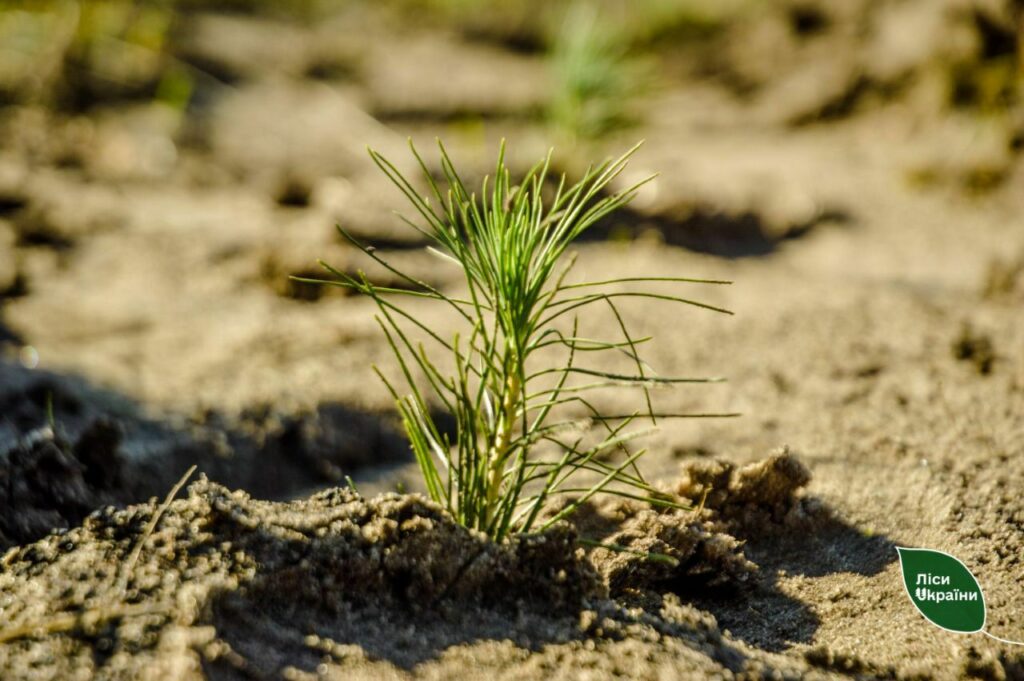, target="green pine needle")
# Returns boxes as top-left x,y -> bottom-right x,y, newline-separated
307,139 -> 734,541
